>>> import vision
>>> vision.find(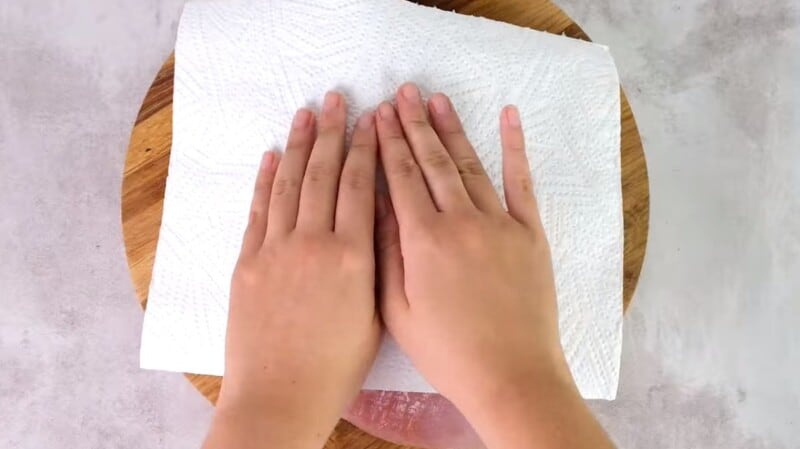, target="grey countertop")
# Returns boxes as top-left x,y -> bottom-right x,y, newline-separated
1,1 -> 798,448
